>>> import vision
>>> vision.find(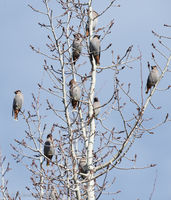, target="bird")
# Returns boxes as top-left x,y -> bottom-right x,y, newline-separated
72,33 -> 83,65
12,90 -> 24,120
44,134 -> 55,166
89,35 -> 101,66
146,66 -> 160,94
86,10 -> 98,37
69,79 -> 81,109
93,97 -> 100,117
79,157 -> 89,179
87,97 -> 100,125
